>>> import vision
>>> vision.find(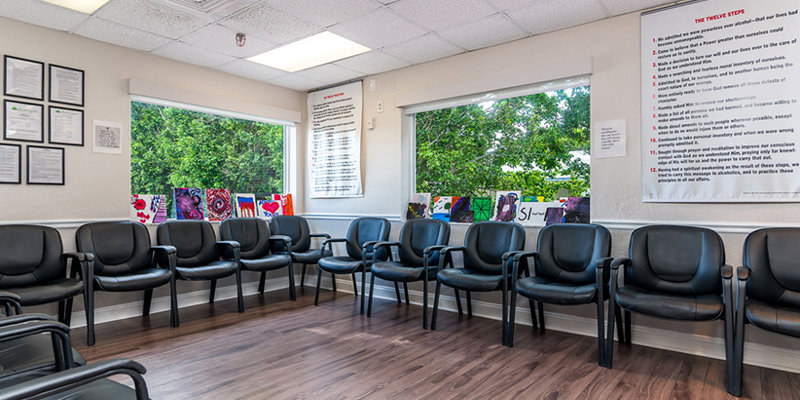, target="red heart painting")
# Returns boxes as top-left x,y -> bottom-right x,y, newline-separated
261,201 -> 280,214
